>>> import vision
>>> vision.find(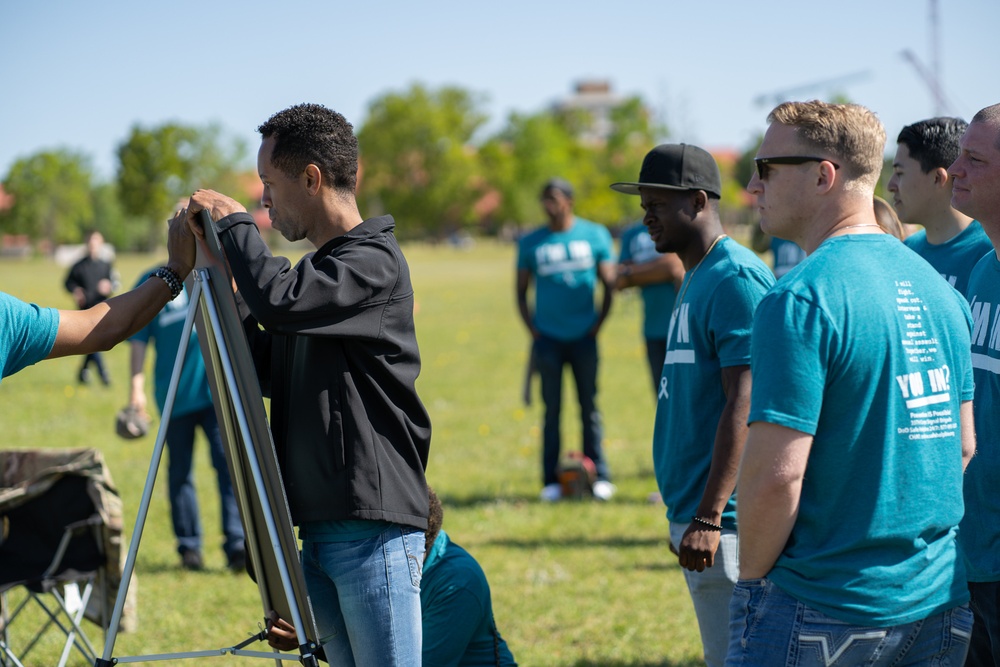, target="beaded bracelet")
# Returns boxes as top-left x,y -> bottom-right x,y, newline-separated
150,266 -> 183,300
692,516 -> 723,531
